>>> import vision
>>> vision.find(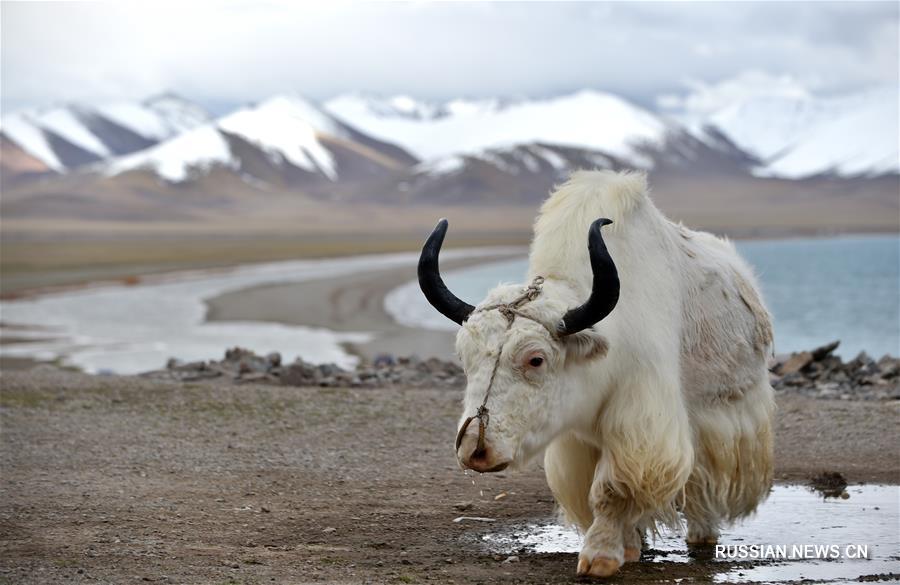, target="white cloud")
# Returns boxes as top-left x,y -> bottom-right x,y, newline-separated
657,71 -> 815,116
0,2 -> 896,112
